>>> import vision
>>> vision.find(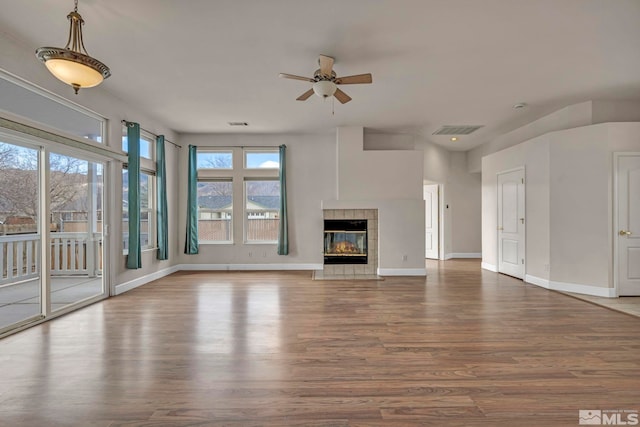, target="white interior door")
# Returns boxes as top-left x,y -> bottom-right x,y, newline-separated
617,154 -> 640,296
424,184 -> 439,259
498,169 -> 525,279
